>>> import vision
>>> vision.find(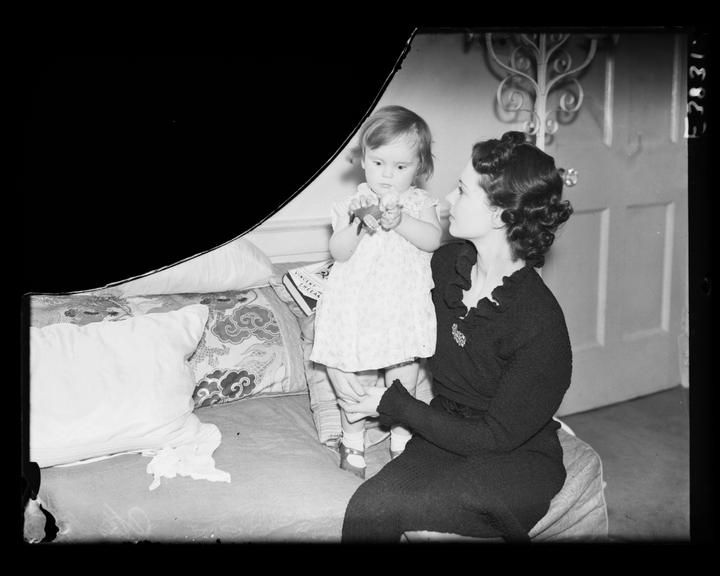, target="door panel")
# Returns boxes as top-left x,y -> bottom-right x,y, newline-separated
541,33 -> 687,415
623,202 -> 673,336
544,208 -> 609,352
